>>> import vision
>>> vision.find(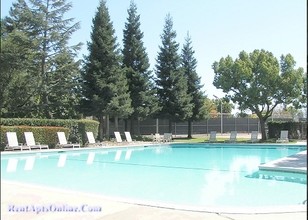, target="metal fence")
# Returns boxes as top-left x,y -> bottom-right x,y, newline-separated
95,112 -> 307,138
108,115 -> 260,136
